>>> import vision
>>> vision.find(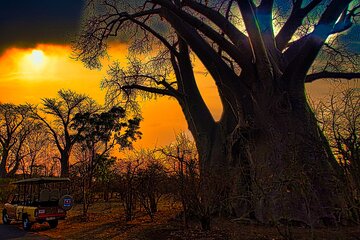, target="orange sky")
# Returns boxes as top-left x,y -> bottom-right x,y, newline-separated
0,43 -> 357,148
0,43 -> 223,148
